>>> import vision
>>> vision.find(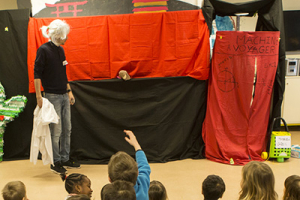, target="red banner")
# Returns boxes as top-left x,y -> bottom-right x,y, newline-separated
202,31 -> 280,165
27,10 -> 210,93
